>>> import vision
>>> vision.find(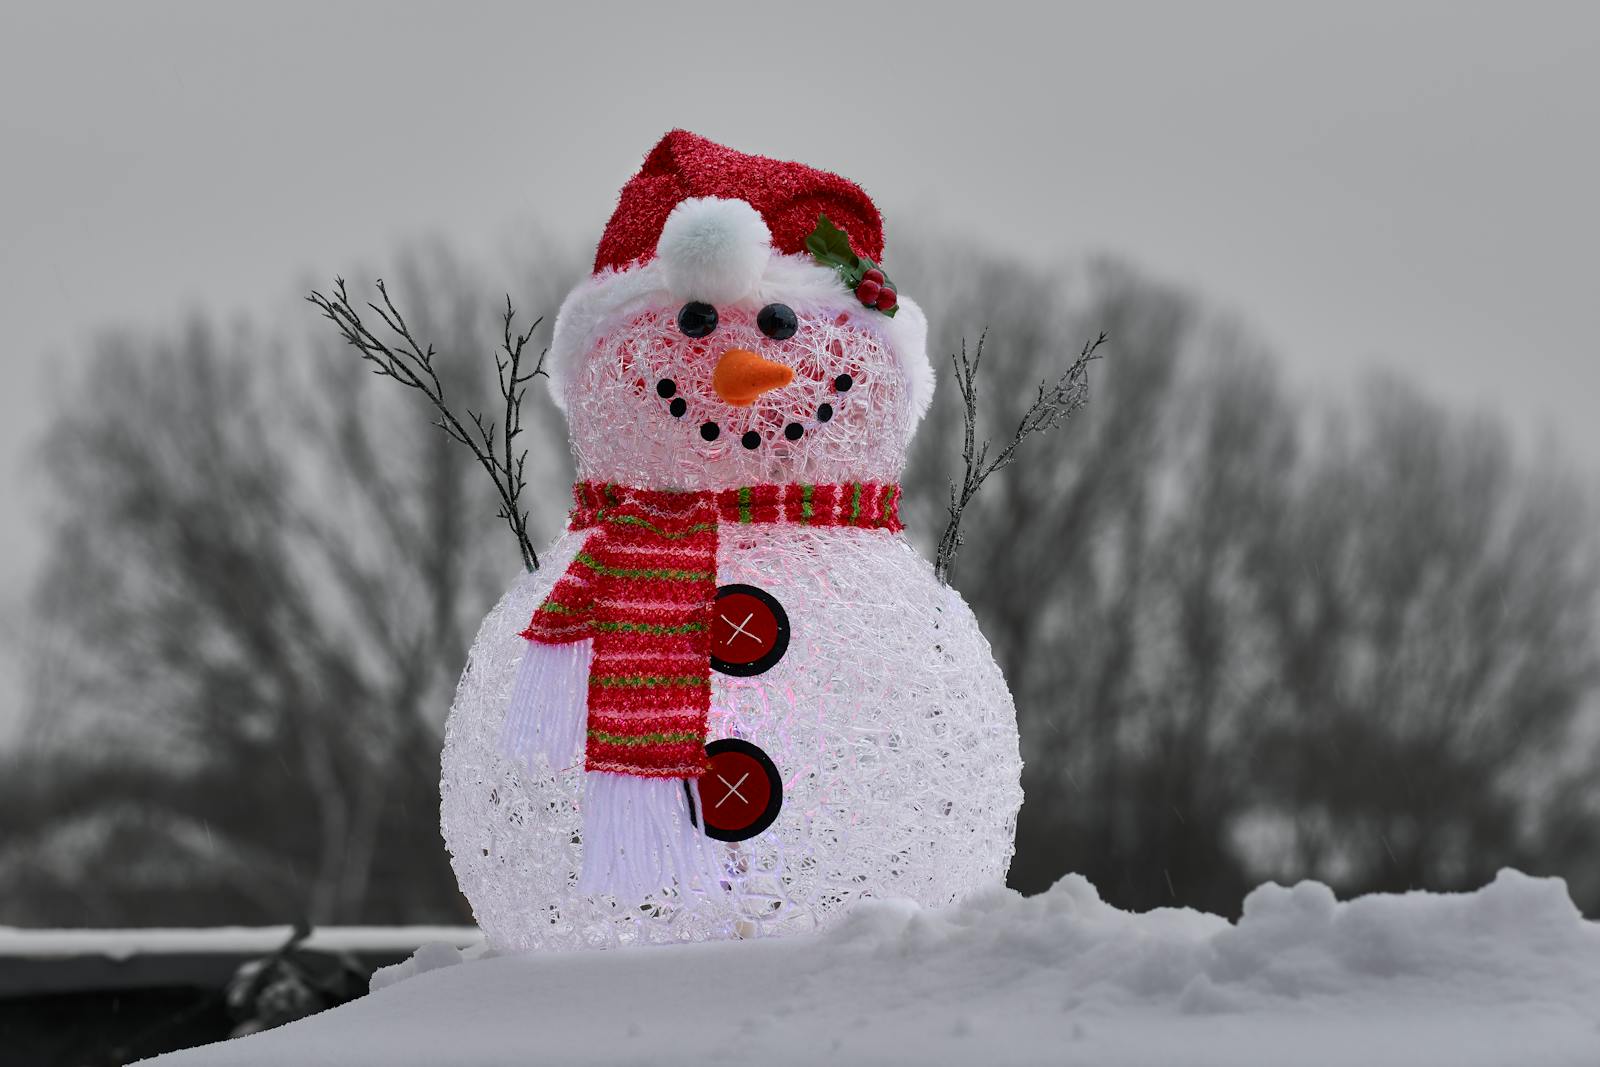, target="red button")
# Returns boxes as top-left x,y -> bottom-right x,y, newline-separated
696,739 -> 783,842
709,584 -> 789,677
